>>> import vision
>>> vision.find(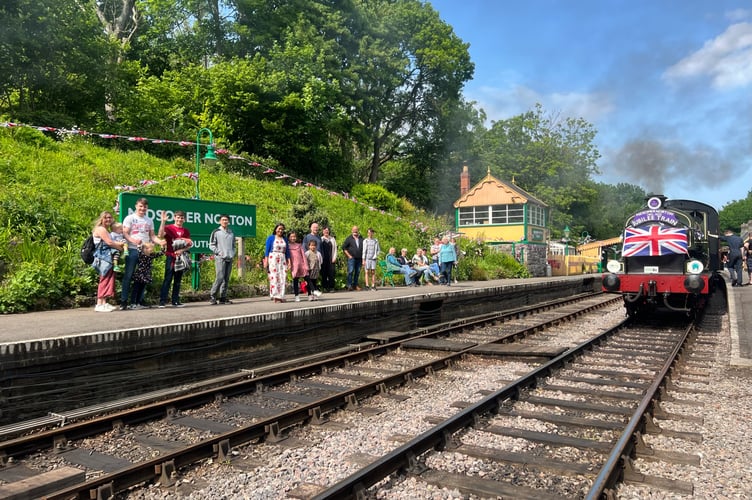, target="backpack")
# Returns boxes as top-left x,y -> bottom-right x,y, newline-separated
81,235 -> 96,265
